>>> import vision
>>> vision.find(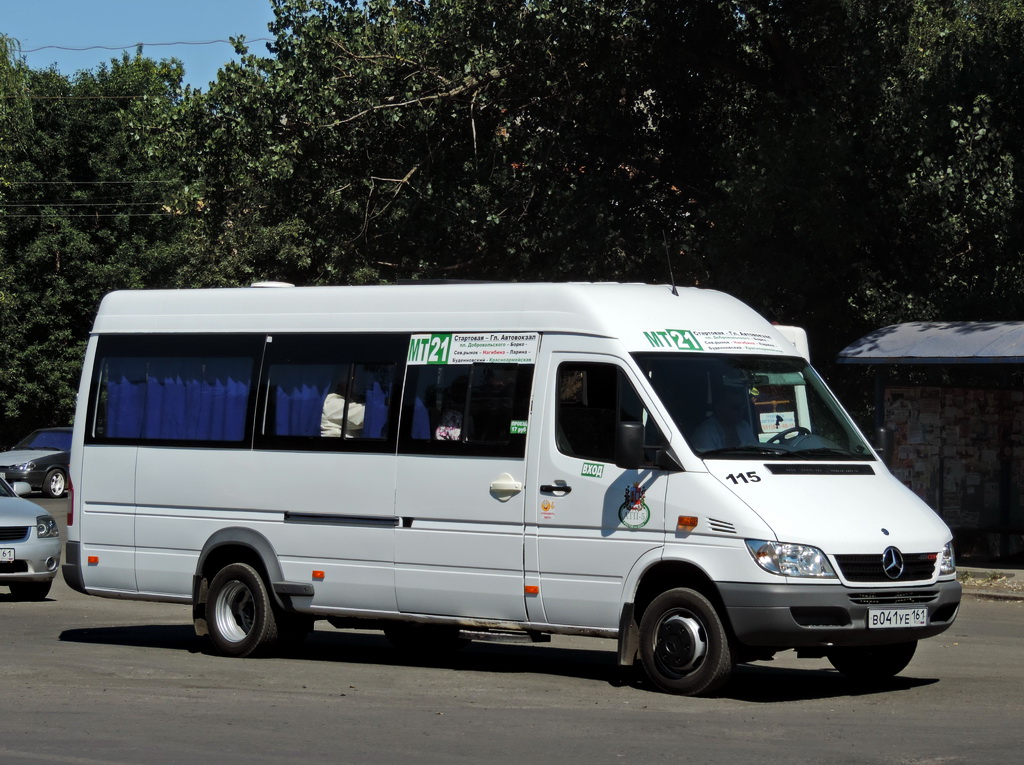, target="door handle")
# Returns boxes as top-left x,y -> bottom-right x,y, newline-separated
540,484 -> 572,494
